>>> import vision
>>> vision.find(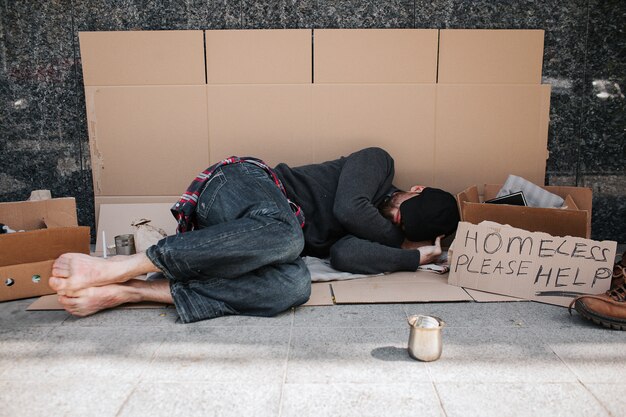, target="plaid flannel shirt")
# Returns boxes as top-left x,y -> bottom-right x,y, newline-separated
171,156 -> 305,233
